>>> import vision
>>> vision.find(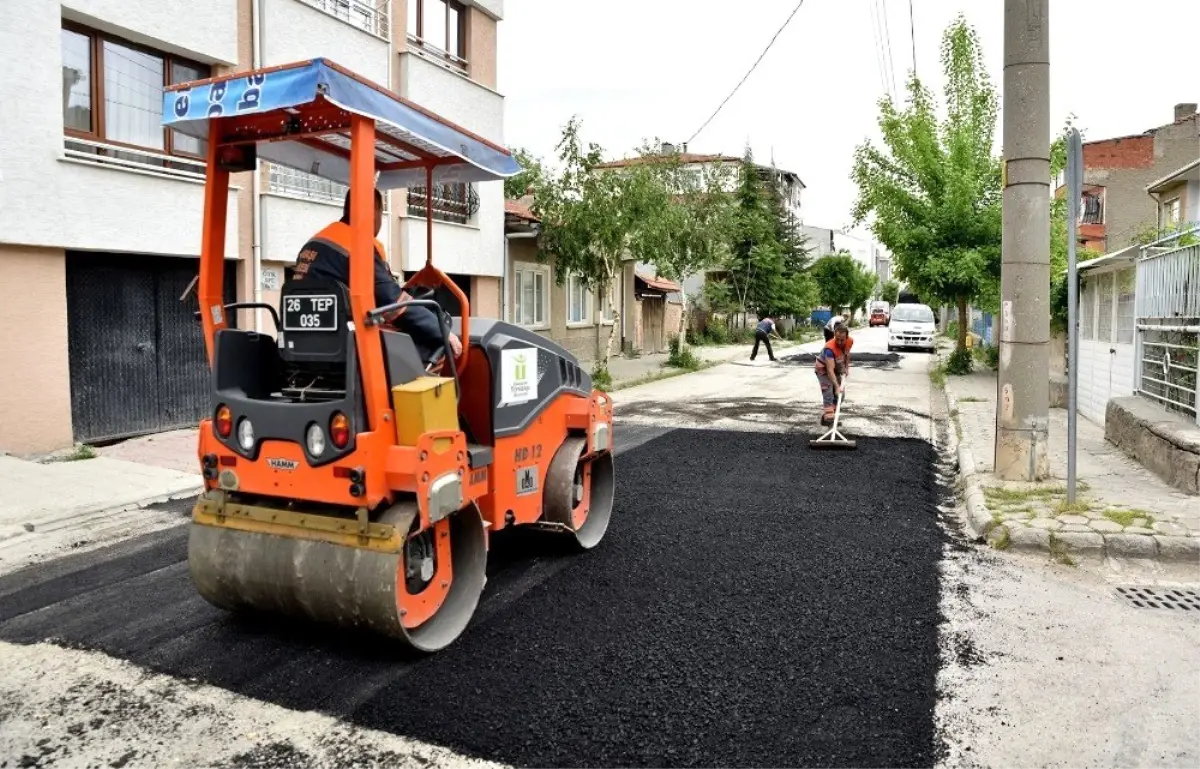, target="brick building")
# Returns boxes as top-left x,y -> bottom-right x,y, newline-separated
1059,103 -> 1199,253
